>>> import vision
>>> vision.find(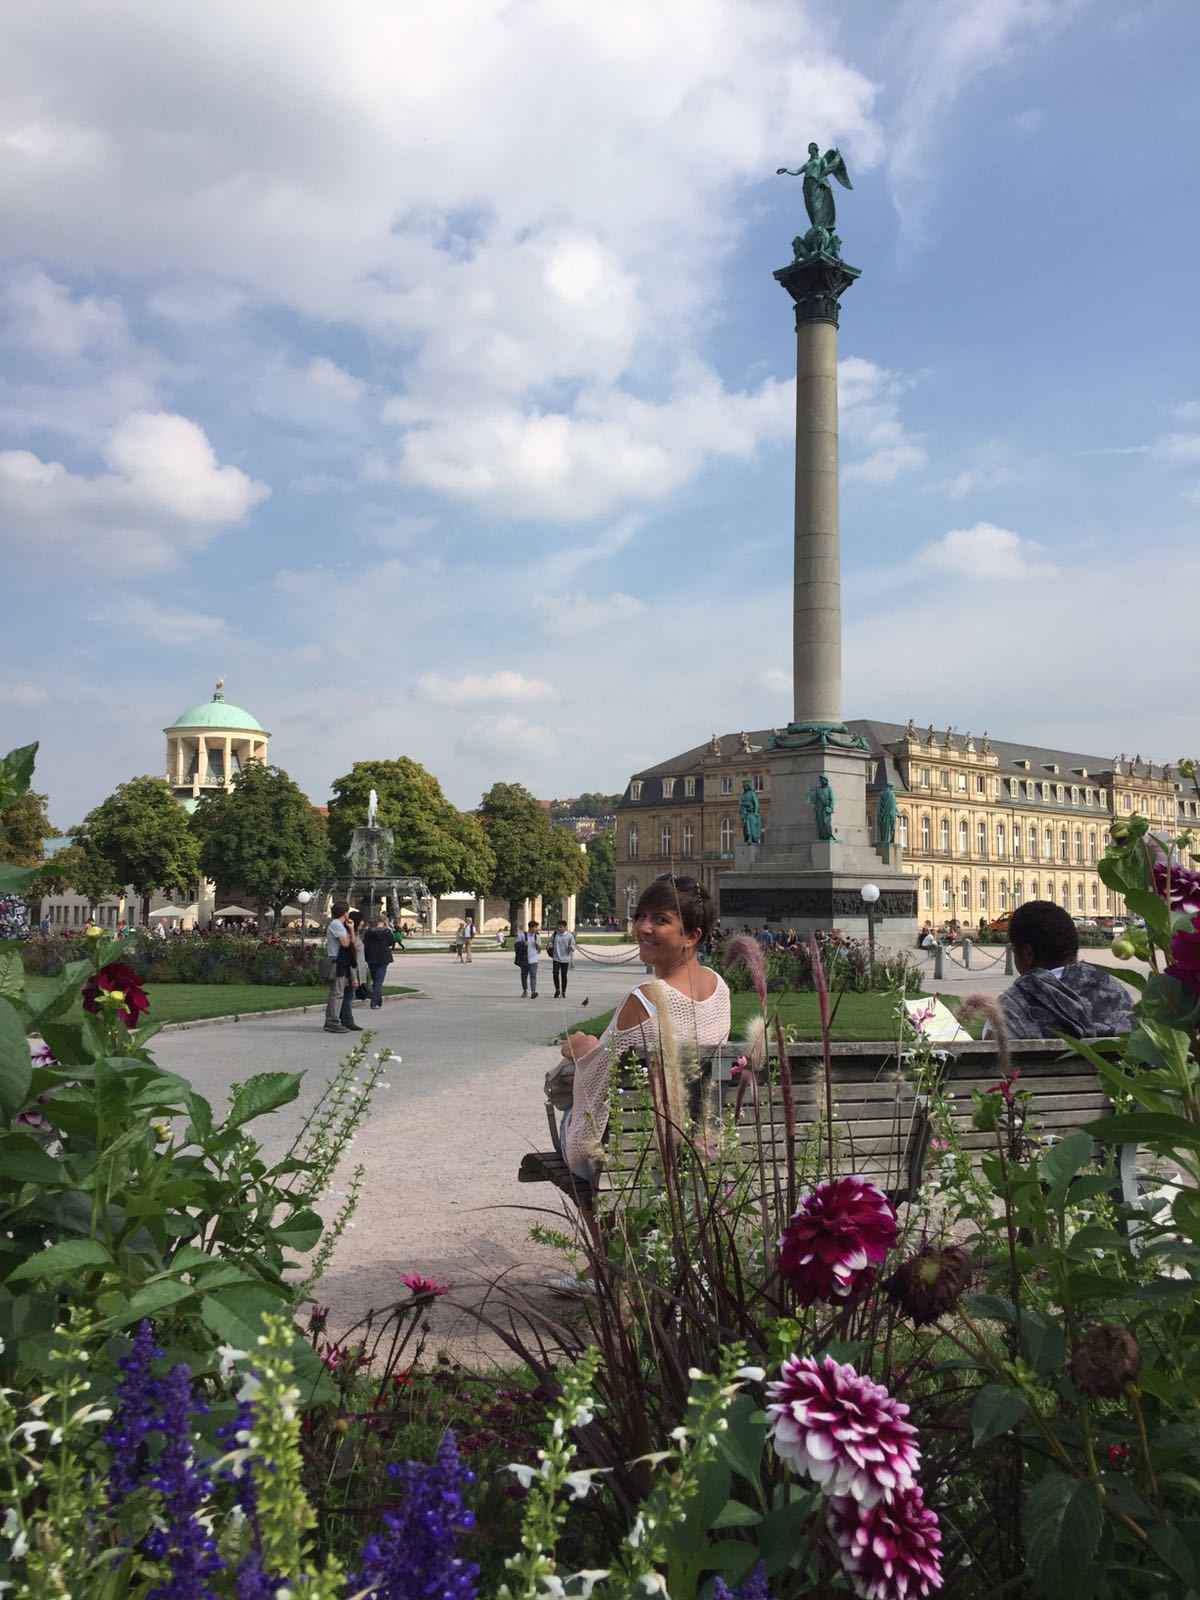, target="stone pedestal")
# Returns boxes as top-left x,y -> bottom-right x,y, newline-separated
734,842 -> 760,871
